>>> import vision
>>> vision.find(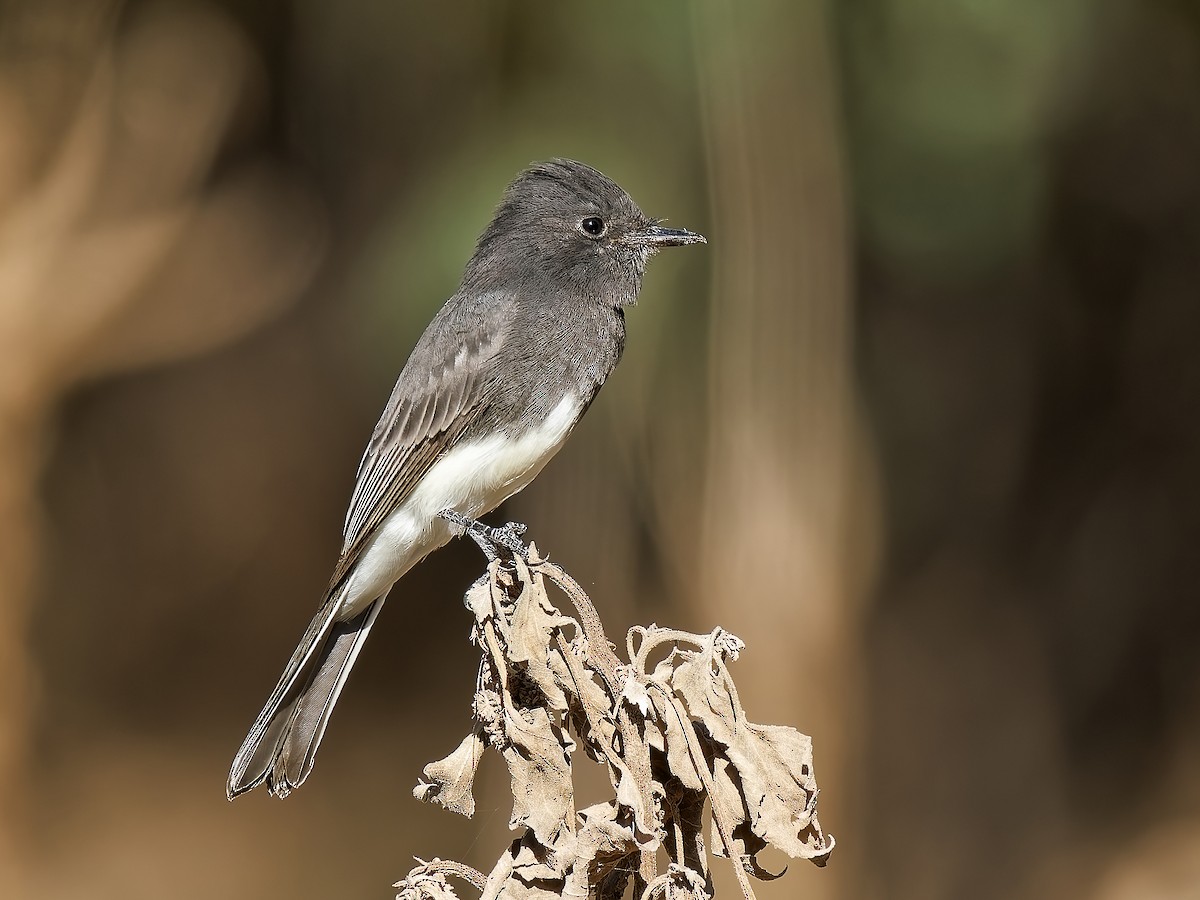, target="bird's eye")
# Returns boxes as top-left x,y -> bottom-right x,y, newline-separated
580,216 -> 606,237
